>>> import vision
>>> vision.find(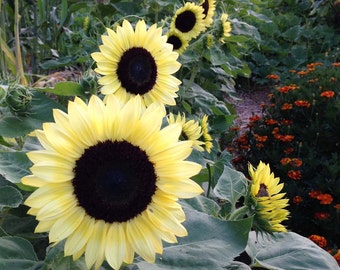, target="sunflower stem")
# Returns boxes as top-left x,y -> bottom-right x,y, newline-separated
228,205 -> 249,221
206,163 -> 212,197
